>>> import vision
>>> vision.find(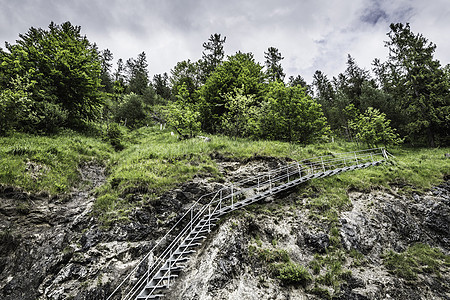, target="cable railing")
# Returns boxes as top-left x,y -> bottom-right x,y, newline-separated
106,148 -> 388,300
